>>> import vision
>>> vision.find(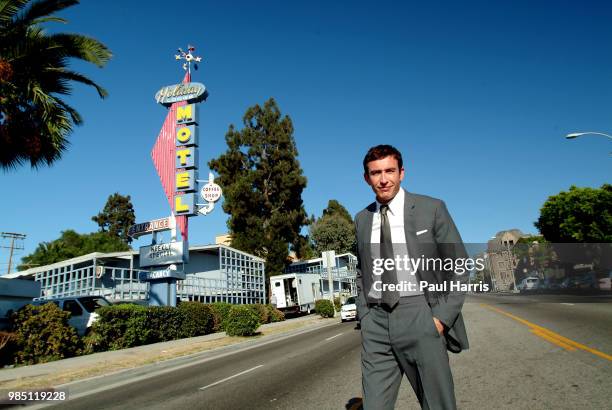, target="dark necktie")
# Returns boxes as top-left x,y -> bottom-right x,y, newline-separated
380,204 -> 399,308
